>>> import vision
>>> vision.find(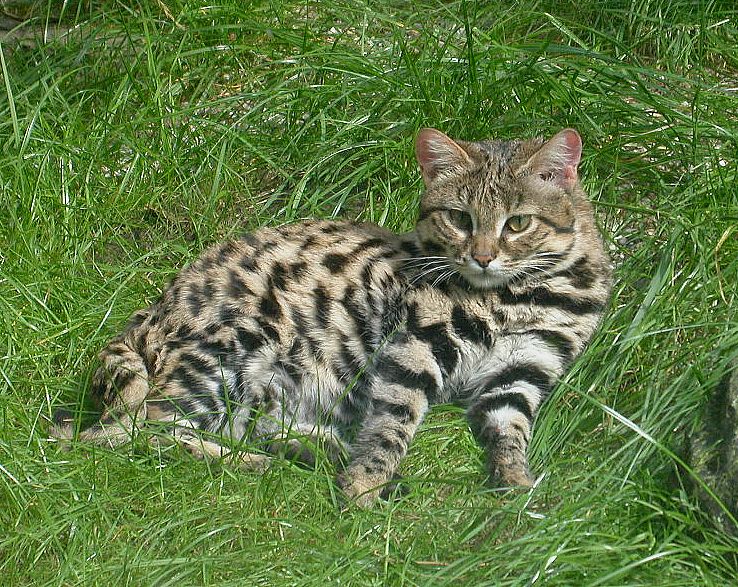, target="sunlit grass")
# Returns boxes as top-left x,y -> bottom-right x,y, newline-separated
1,1 -> 737,585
